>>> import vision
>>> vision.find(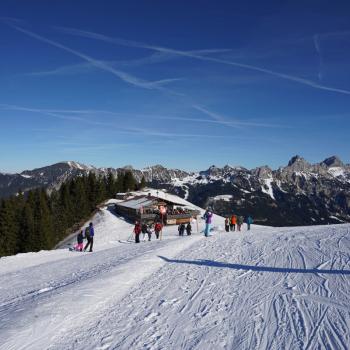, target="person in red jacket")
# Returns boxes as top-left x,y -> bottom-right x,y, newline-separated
133,221 -> 142,243
154,222 -> 162,239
